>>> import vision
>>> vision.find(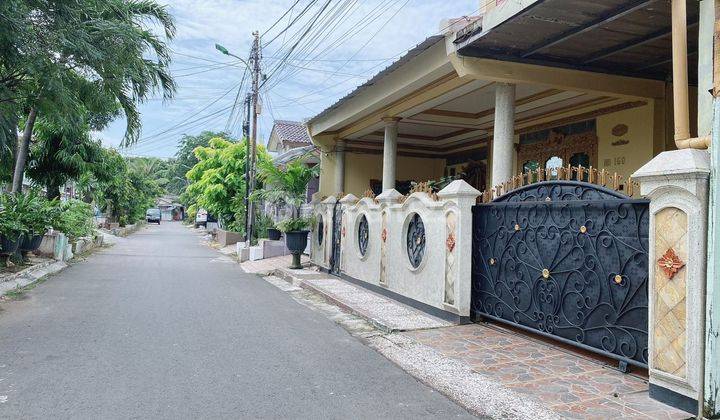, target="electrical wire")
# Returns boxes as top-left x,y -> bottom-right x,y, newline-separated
261,0 -> 302,38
